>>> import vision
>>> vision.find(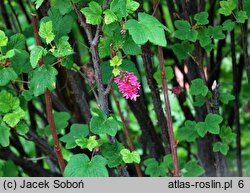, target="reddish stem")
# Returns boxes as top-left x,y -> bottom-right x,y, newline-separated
111,89 -> 143,177
158,46 -> 179,176
31,14 -> 65,174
